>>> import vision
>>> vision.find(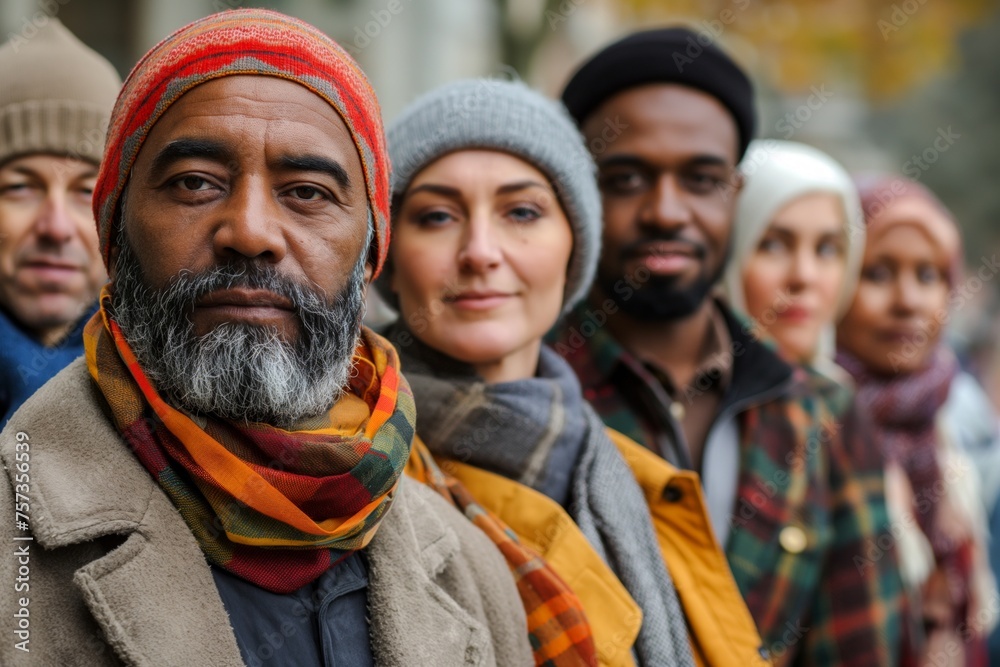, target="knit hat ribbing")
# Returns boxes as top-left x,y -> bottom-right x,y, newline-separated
561,27 -> 756,160
0,18 -> 121,166
93,9 -> 390,277
378,79 -> 601,314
